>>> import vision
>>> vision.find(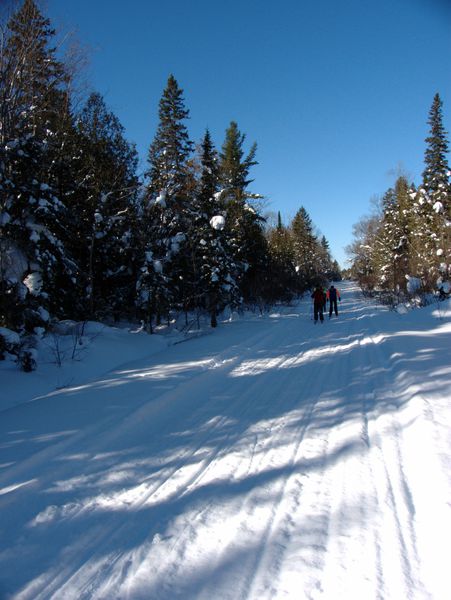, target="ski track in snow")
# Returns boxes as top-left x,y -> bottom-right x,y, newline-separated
0,282 -> 450,599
